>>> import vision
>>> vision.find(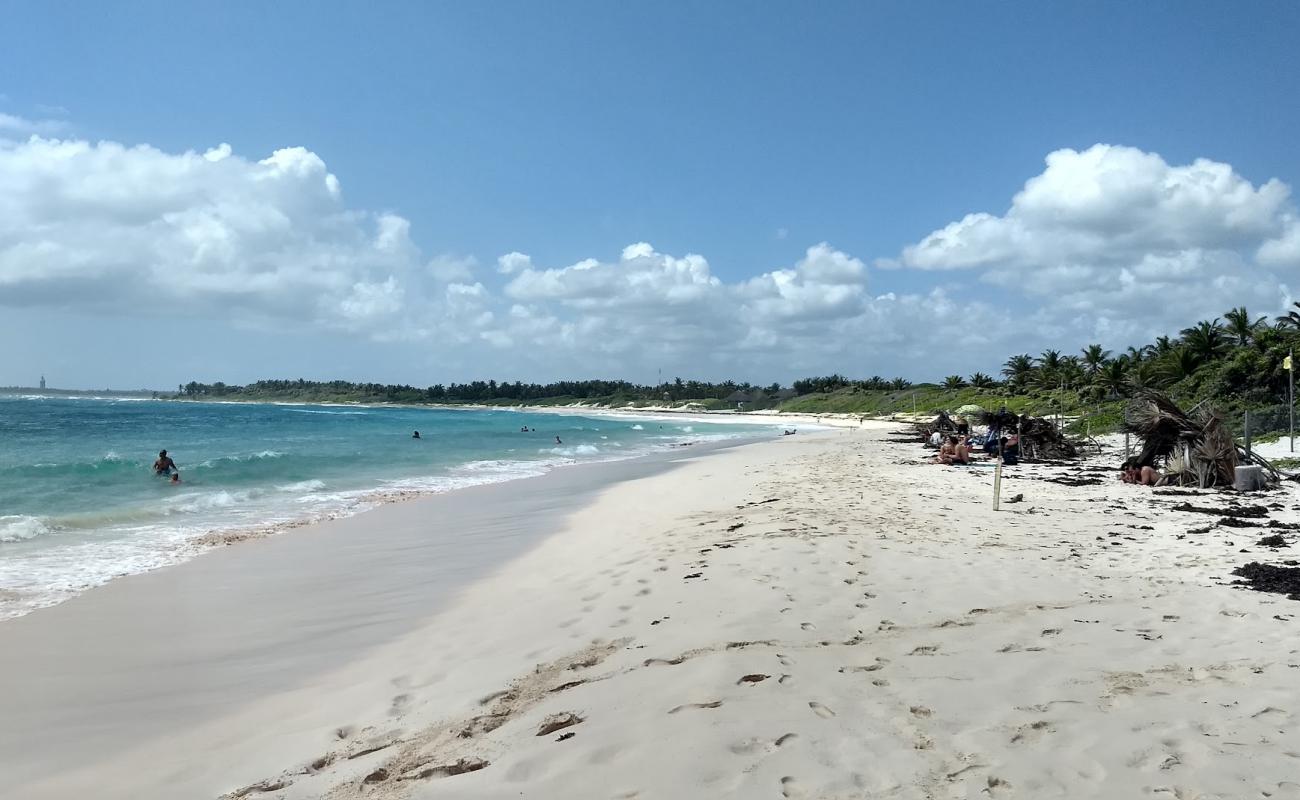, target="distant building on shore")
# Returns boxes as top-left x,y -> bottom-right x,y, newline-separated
39,375 -> 46,390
